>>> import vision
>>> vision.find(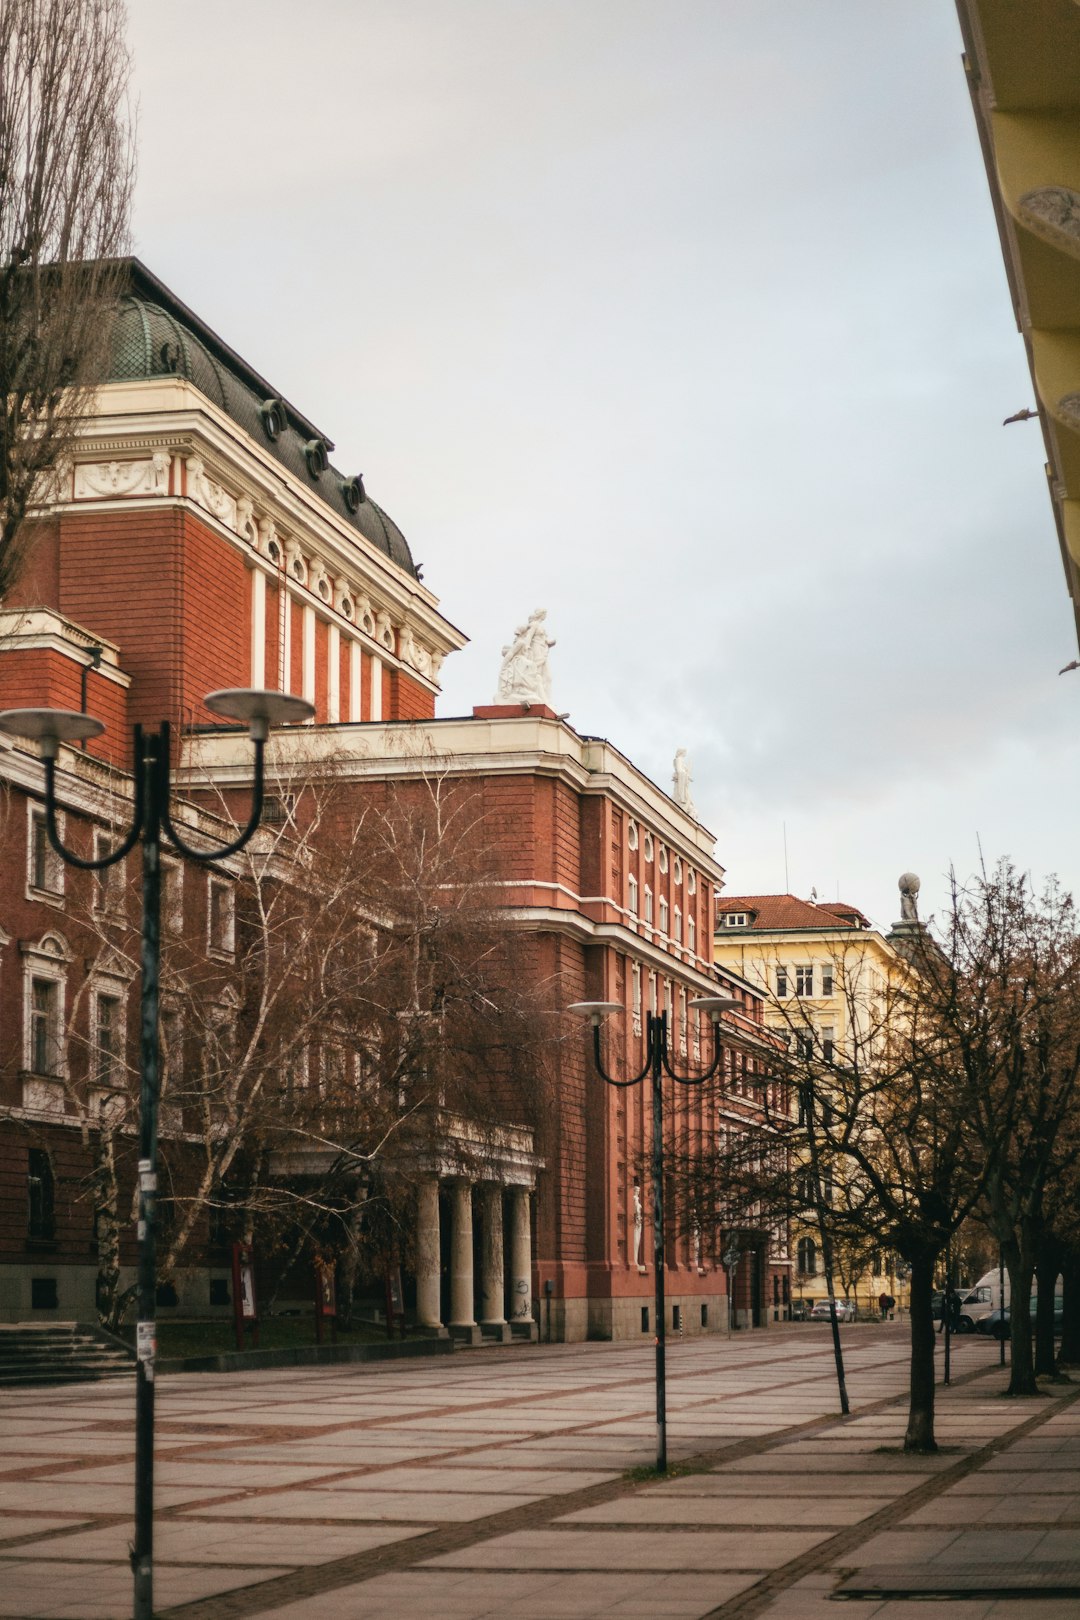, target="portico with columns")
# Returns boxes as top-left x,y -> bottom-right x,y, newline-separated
414,1118 -> 541,1344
